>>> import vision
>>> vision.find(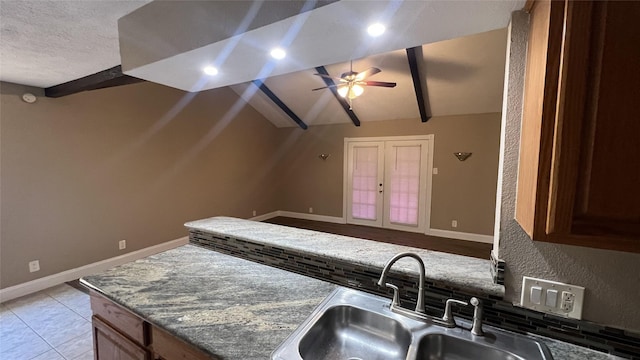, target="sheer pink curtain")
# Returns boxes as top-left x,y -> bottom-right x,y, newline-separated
389,146 -> 421,225
351,147 -> 378,220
